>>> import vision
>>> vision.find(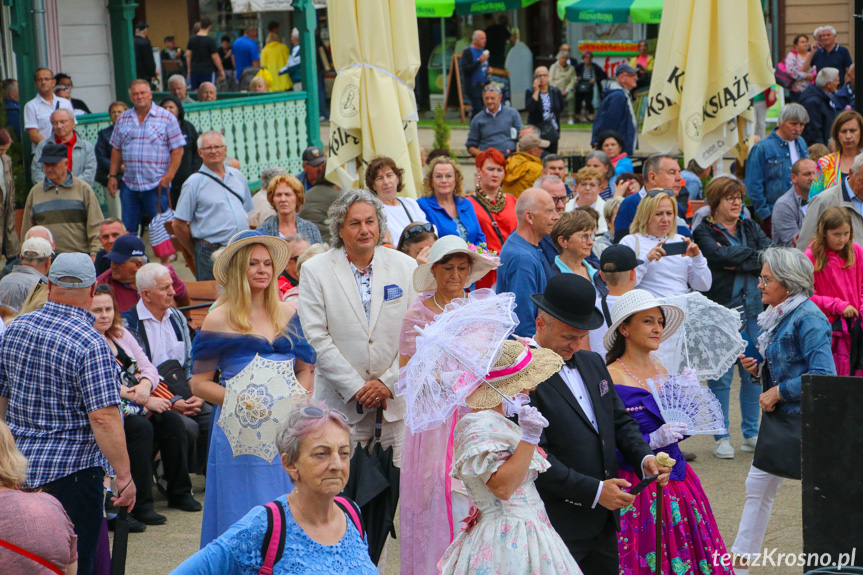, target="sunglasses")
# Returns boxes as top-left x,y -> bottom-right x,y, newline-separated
402,223 -> 434,241
95,284 -> 112,294
301,405 -> 349,423
646,189 -> 674,198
